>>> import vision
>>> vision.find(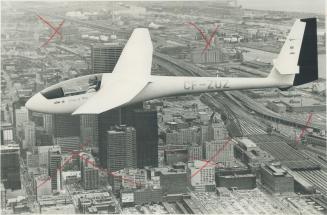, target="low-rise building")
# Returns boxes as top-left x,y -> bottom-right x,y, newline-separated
217,173 -> 256,190
134,187 -> 163,205
159,168 -> 187,195
261,163 -> 294,193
